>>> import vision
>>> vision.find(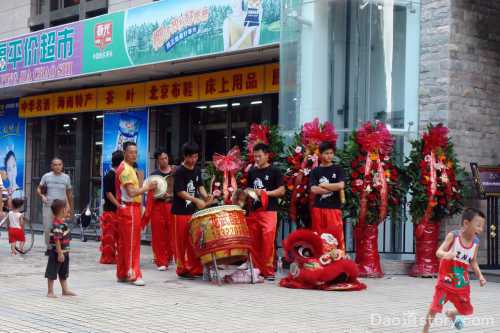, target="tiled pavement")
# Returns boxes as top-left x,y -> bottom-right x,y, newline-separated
0,233 -> 499,333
